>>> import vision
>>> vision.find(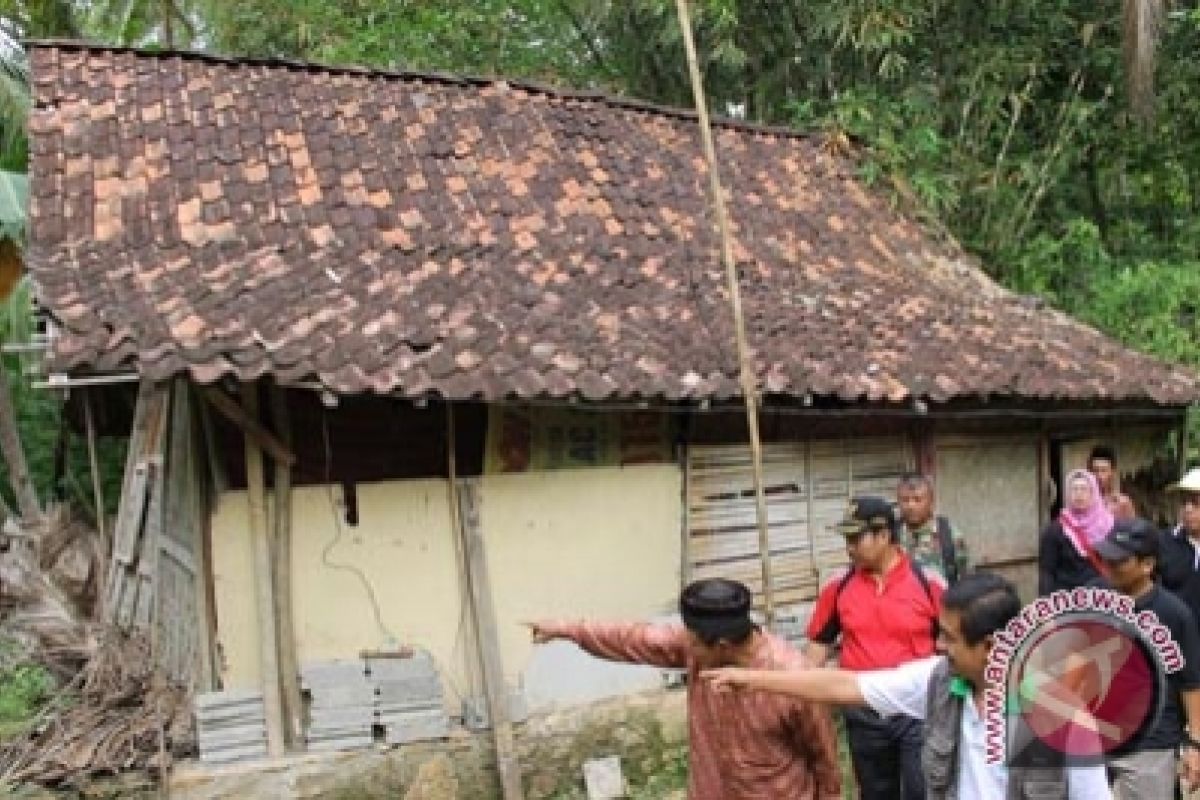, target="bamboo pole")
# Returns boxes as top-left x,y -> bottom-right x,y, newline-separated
83,392 -> 108,554
446,404 -> 524,800
673,0 -> 775,622
268,384 -> 303,749
239,382 -> 285,758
